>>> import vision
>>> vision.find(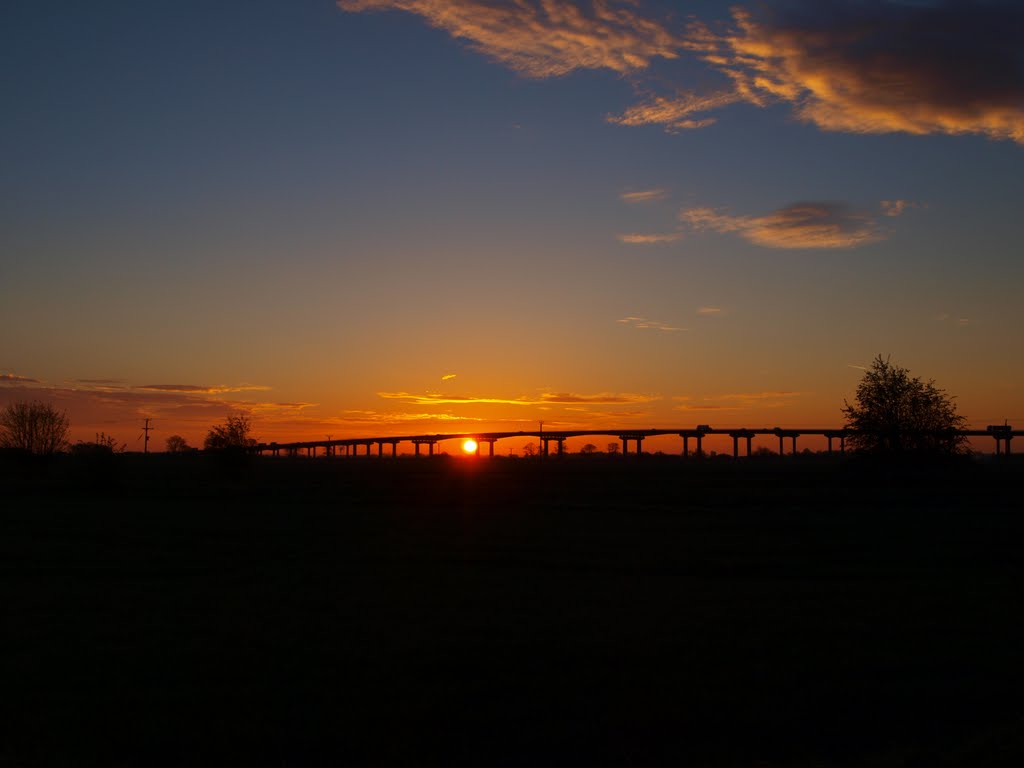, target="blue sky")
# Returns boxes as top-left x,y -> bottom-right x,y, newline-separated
2,0 -> 1022,448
